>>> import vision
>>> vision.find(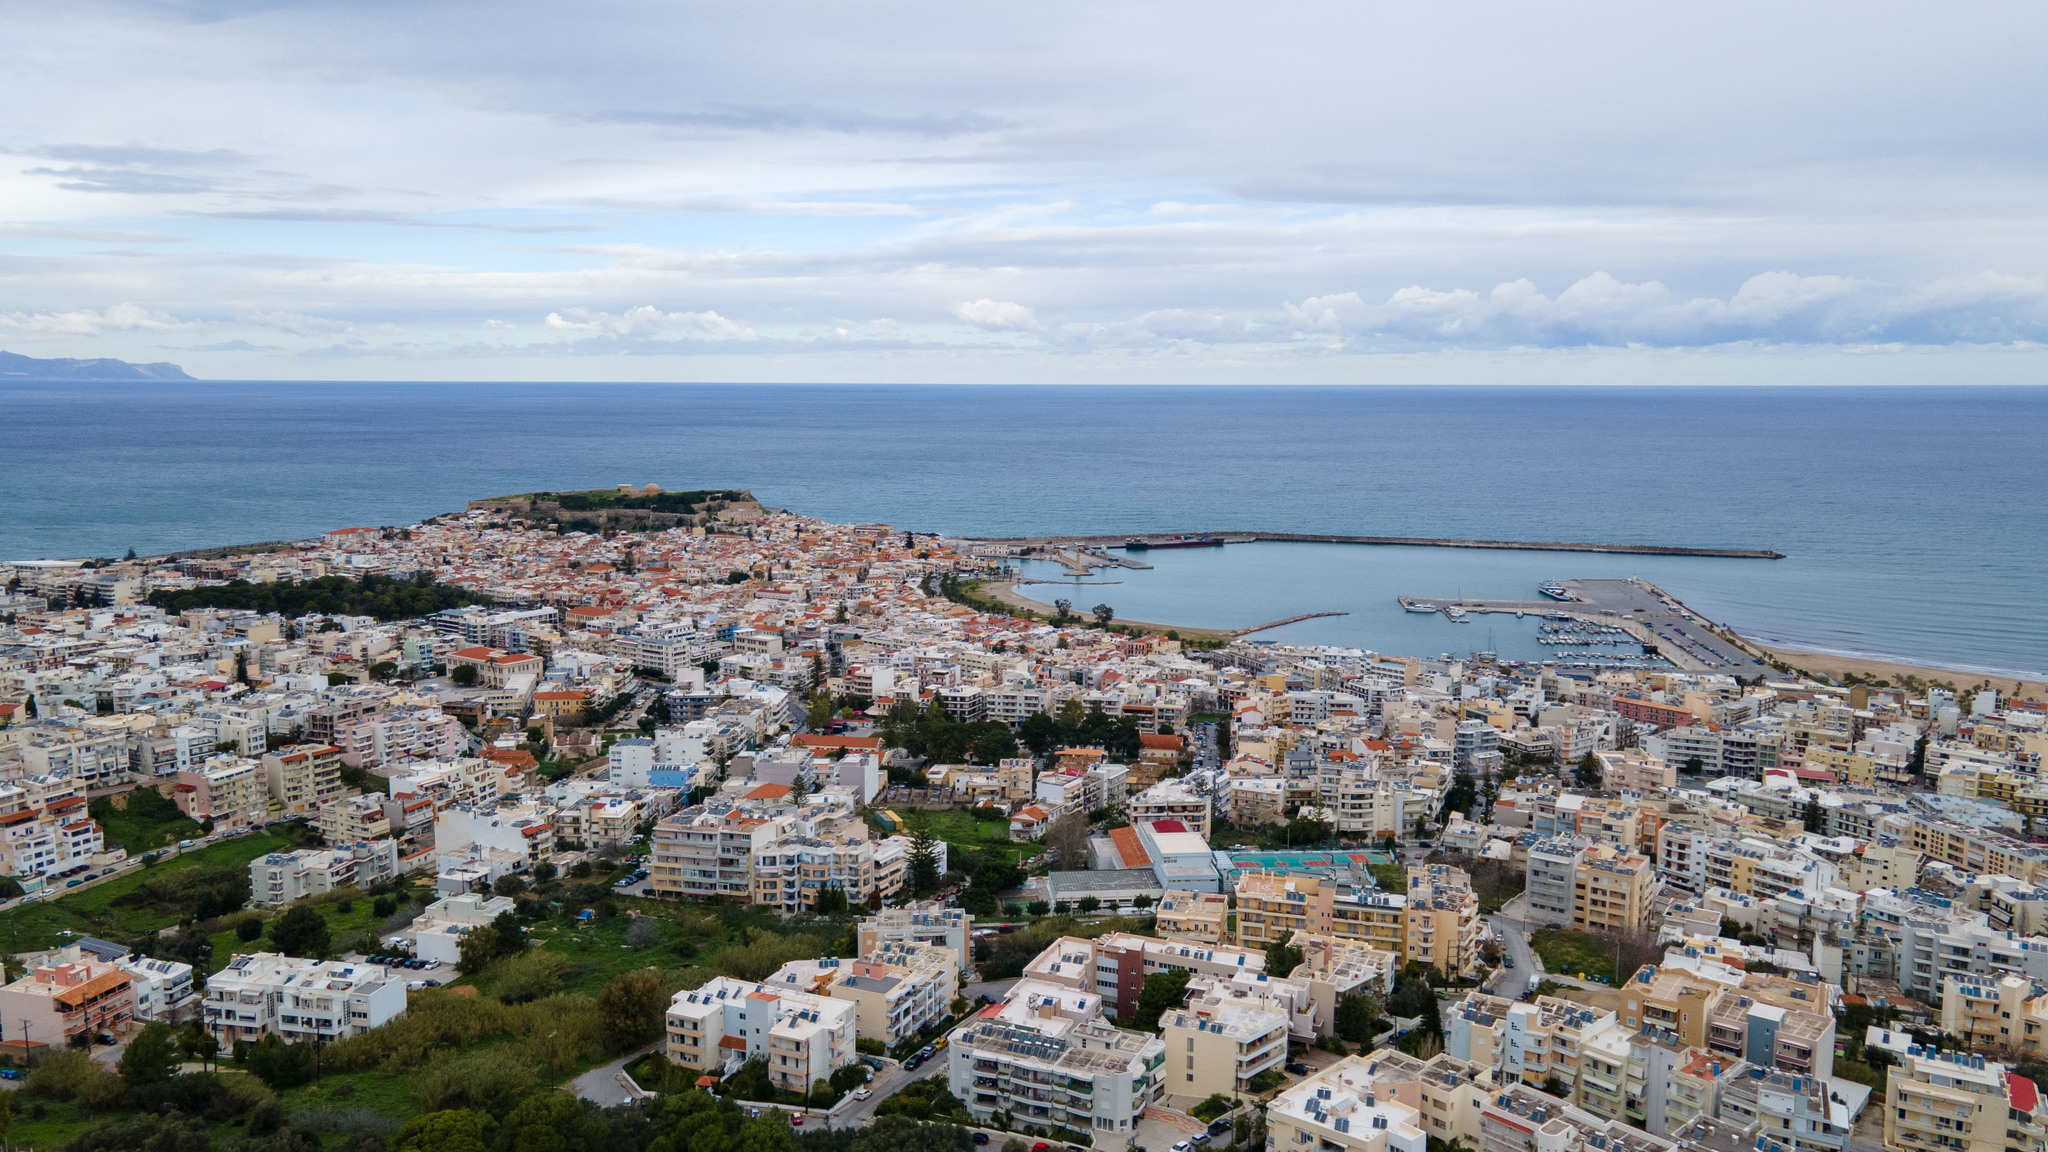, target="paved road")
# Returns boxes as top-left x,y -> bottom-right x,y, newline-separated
571,1041 -> 662,1105
963,979 -> 1017,1003
1487,913 -> 1540,997
822,1061 -> 912,1129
